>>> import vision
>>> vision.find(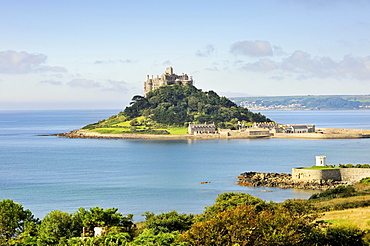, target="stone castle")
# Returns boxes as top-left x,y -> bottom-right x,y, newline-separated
144,67 -> 194,96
